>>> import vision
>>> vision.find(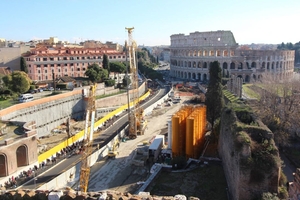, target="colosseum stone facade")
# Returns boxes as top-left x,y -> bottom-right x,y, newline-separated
170,30 -> 294,83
